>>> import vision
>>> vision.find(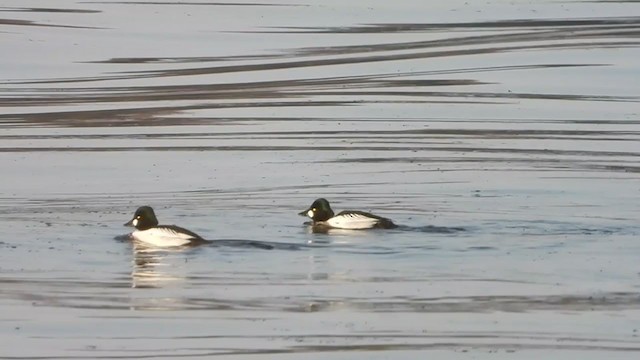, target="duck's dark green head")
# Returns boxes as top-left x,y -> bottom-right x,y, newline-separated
124,206 -> 159,230
298,198 -> 335,222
